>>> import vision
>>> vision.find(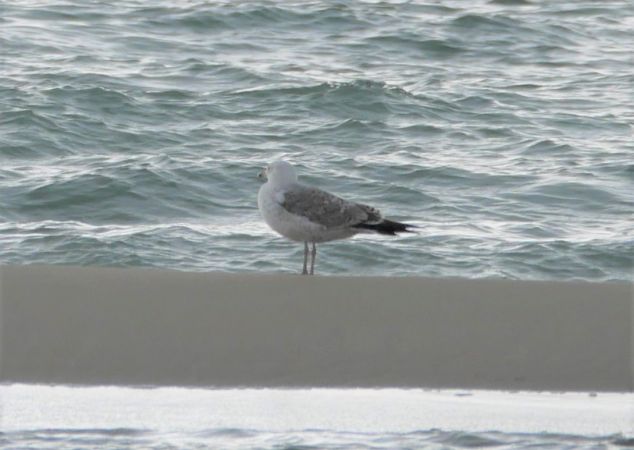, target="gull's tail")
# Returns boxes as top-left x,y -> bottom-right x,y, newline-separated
352,219 -> 417,236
